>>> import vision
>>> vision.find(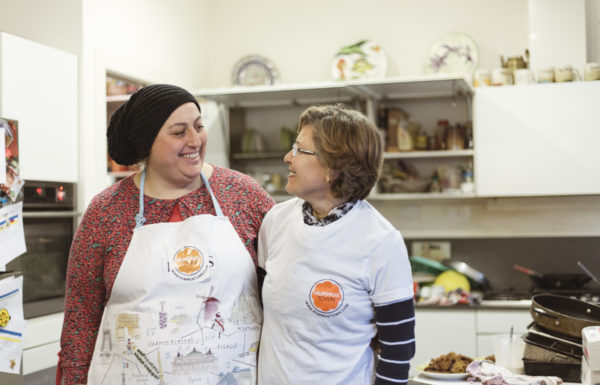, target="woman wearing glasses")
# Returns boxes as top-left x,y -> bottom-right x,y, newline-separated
257,104 -> 415,385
